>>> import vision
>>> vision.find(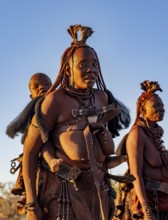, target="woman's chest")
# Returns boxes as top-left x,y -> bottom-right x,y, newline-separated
144,136 -> 162,168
